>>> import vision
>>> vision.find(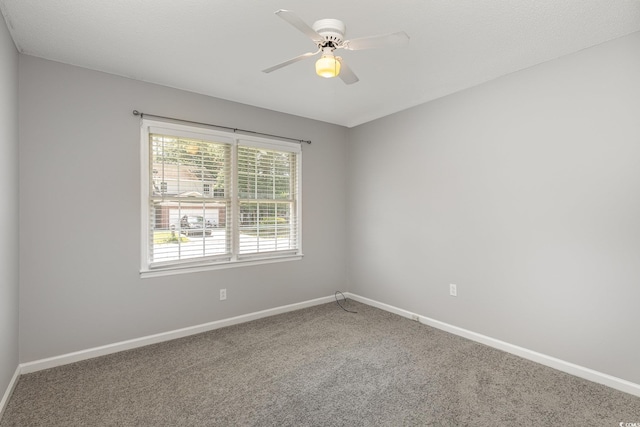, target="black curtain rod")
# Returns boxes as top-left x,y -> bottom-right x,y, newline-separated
132,110 -> 311,145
